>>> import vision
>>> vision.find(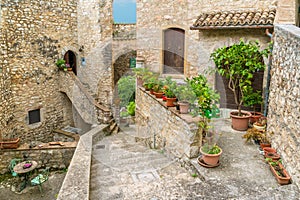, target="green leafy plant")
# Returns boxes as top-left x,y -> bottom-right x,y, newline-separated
126,101 -> 136,116
117,76 -> 136,107
186,74 -> 220,131
152,79 -> 164,93
143,76 -> 158,90
56,59 -> 66,70
162,77 -> 177,98
211,40 -> 269,116
243,89 -> 263,113
175,84 -> 197,104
